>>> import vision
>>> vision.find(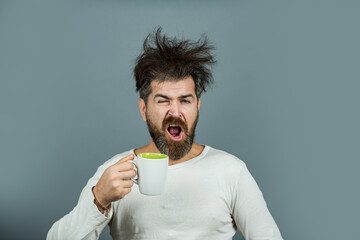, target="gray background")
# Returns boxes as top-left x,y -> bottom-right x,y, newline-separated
0,0 -> 359,239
